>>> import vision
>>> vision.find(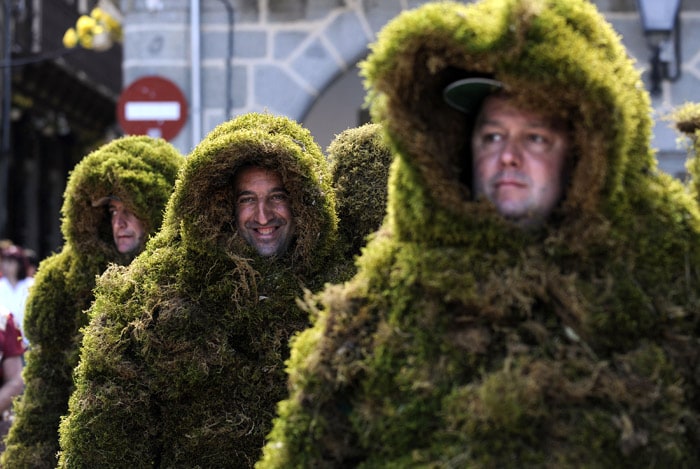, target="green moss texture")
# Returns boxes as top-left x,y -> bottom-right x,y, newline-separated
258,1 -> 700,467
670,102 -> 700,200
1,136 -> 183,468
328,123 -> 393,275
57,113 -> 340,467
